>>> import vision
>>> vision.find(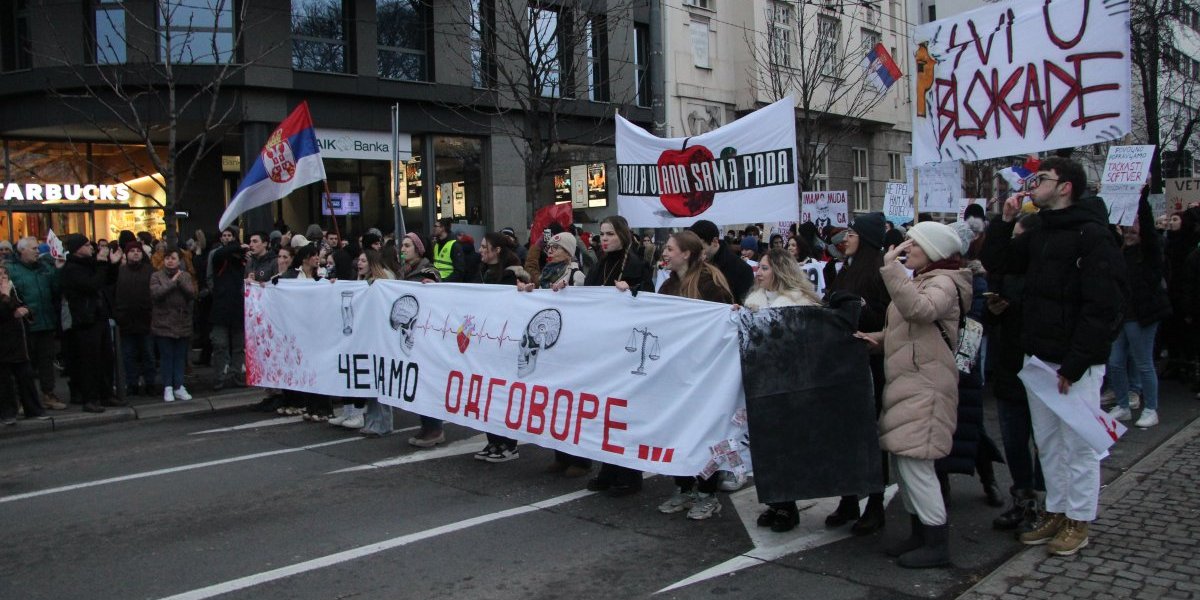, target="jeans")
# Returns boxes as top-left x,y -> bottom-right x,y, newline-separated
156,336 -> 190,389
210,324 -> 244,383
66,322 -> 111,404
420,415 -> 443,431
25,330 -> 58,396
122,333 -> 156,391
0,361 -> 44,419
1108,321 -> 1159,411
994,375 -> 1046,492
